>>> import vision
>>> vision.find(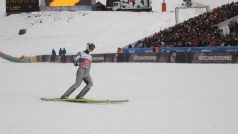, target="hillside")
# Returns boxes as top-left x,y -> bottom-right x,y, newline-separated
0,11 -> 175,56
0,0 -> 238,57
